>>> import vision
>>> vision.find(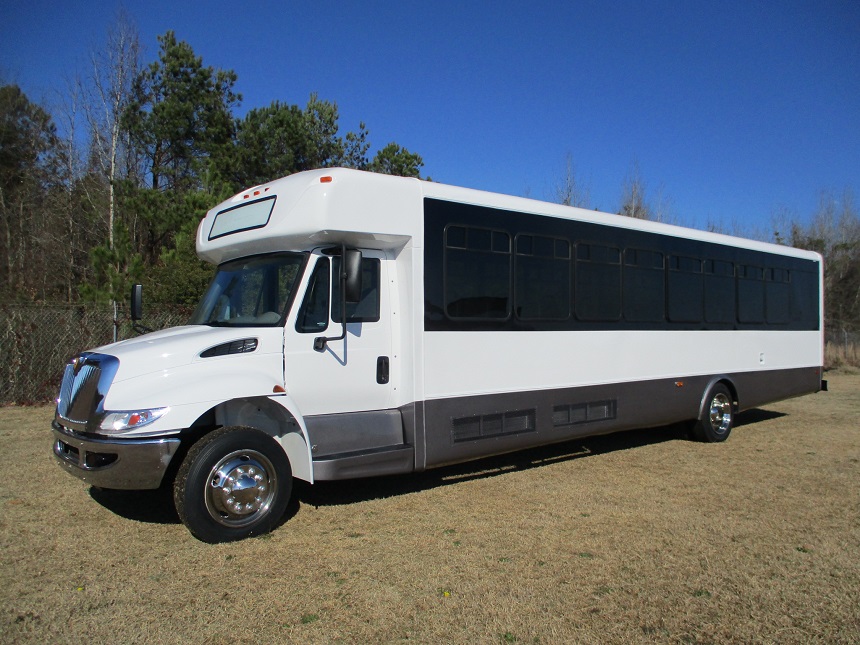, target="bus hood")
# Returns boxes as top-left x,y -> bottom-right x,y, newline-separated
93,325 -> 283,383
